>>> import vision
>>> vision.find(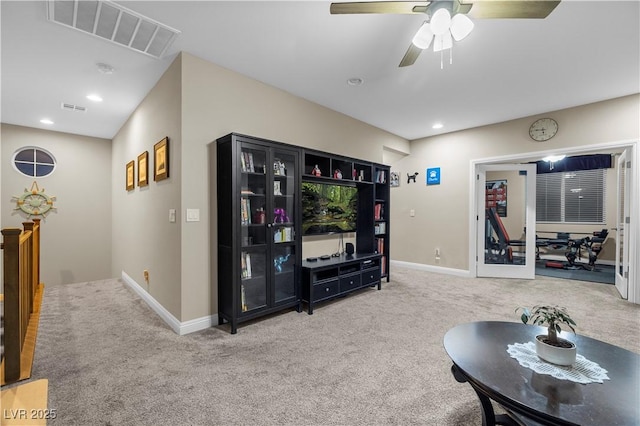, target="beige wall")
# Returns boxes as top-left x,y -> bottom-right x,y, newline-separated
111,55 -> 182,318
1,124 -> 112,286
390,94 -> 639,271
